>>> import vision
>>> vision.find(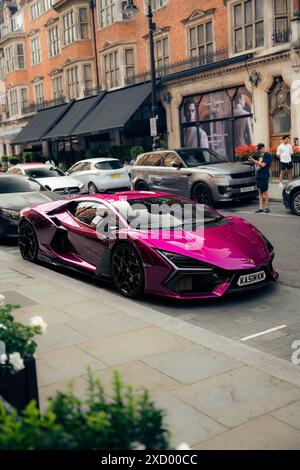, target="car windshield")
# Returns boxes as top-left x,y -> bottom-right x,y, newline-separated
24,167 -> 65,178
95,161 -> 123,170
176,149 -> 226,167
0,177 -> 44,193
112,196 -> 224,231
